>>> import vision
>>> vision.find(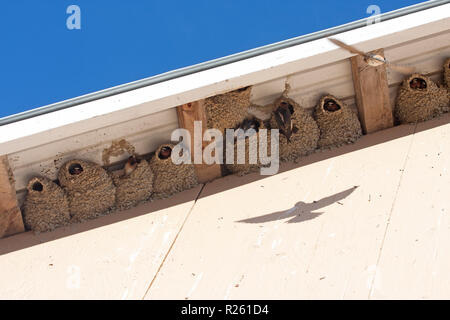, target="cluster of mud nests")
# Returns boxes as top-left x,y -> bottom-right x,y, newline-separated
22,62 -> 450,233
23,144 -> 198,233
207,89 -> 361,173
